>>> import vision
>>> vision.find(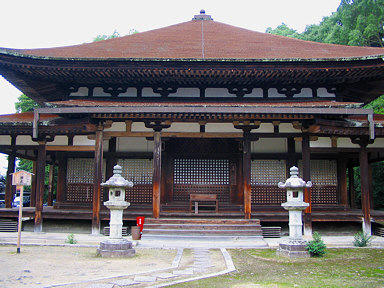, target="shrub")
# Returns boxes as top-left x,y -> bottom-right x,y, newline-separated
353,231 -> 372,247
65,233 -> 77,244
306,231 -> 326,257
